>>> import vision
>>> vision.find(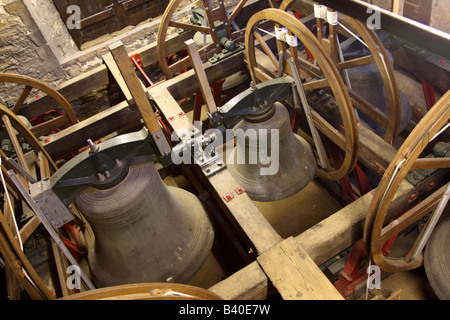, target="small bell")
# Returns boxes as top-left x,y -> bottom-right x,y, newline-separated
227,102 -> 316,201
